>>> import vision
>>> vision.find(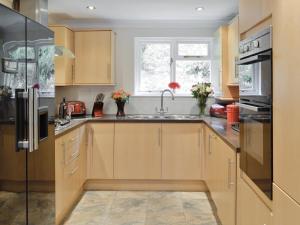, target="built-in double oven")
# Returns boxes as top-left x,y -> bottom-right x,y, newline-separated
237,27 -> 273,200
